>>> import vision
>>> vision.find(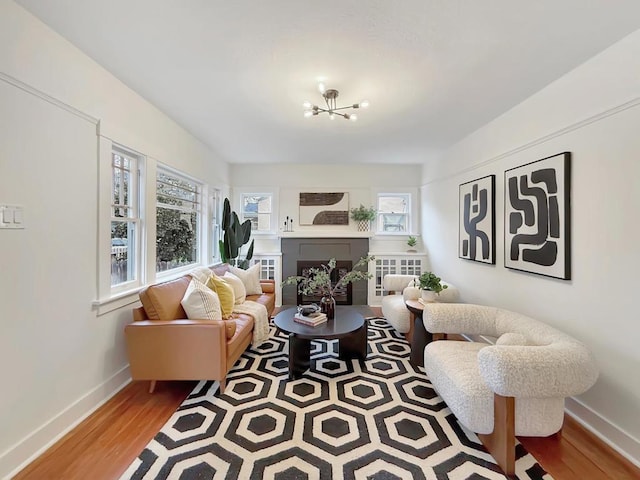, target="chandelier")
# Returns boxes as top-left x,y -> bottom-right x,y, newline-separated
303,83 -> 369,121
